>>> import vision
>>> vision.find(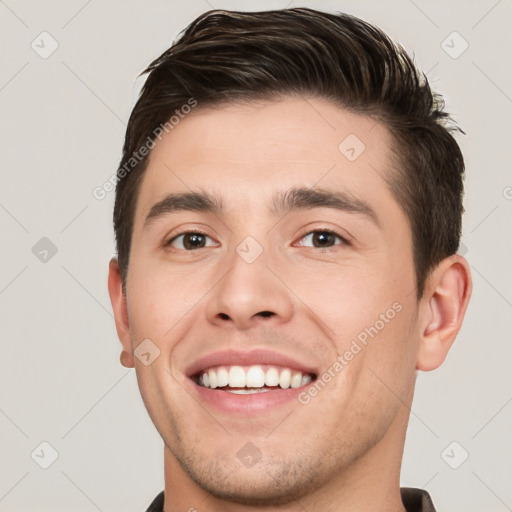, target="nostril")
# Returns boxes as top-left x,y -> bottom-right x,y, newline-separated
218,313 -> 230,320
258,311 -> 274,318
